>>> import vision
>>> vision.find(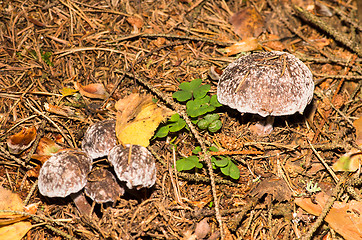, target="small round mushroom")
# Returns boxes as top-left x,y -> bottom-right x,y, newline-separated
108,144 -> 157,189
38,149 -> 93,216
82,119 -> 117,160
217,51 -> 314,135
84,168 -> 125,204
